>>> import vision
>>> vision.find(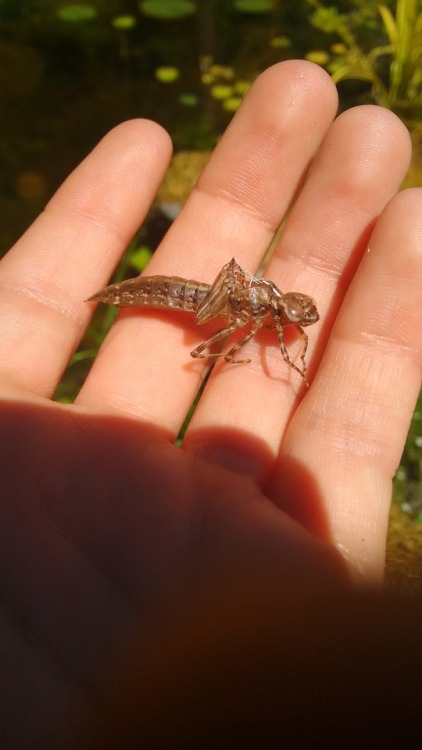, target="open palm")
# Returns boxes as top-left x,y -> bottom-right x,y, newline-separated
1,61 -> 421,746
